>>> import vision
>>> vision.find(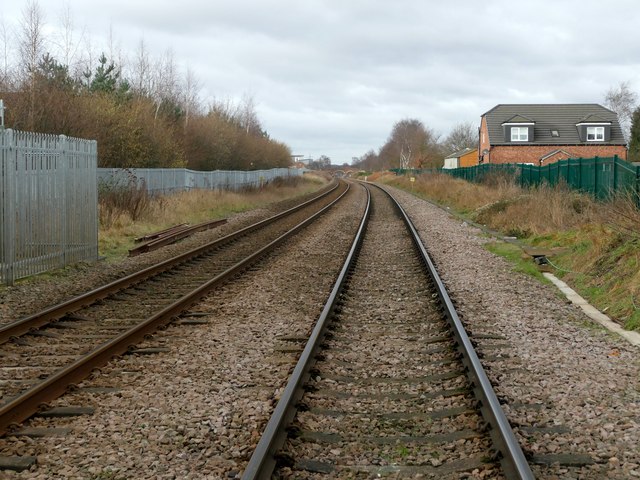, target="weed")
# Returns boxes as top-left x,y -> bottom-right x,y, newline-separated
396,445 -> 410,458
